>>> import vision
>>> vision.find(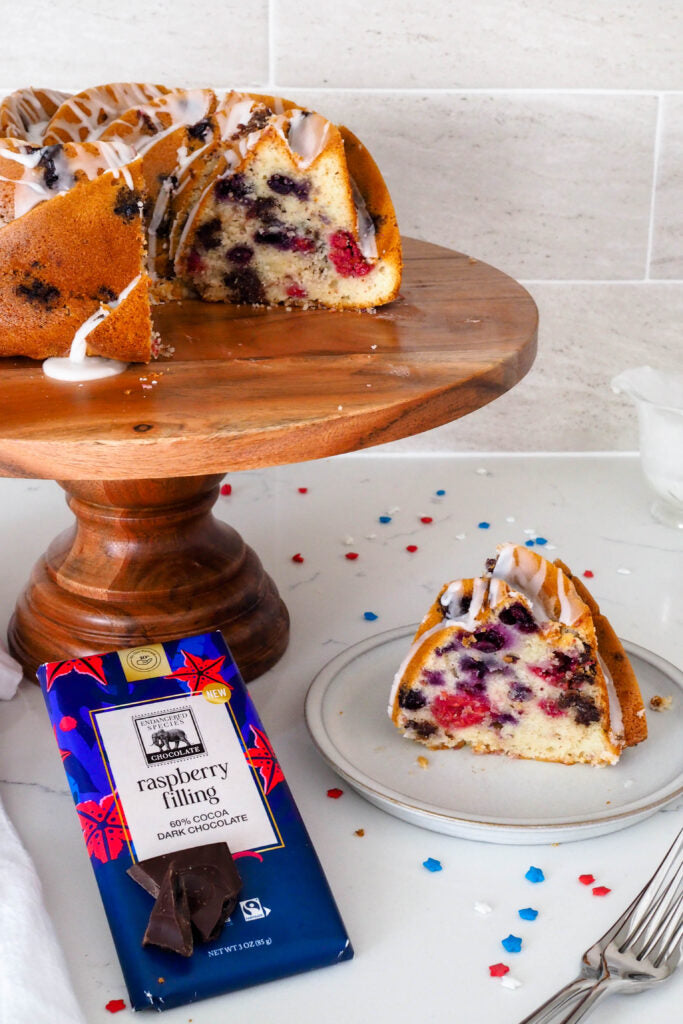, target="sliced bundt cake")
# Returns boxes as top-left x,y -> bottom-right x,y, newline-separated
388,544 -> 647,765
